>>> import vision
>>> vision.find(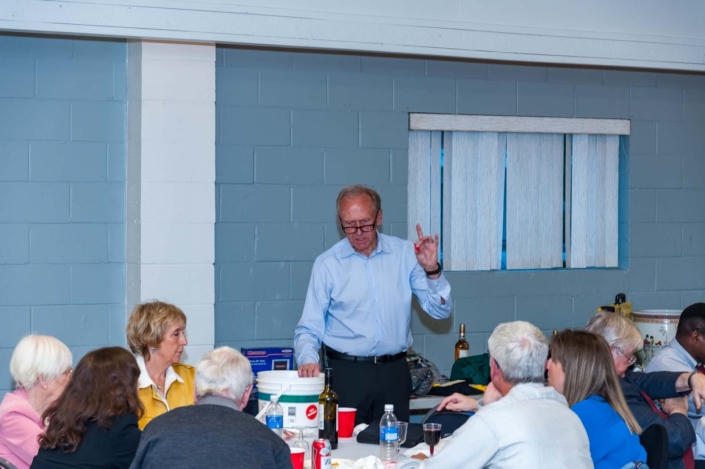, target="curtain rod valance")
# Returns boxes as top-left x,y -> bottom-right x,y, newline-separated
409,114 -> 630,135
